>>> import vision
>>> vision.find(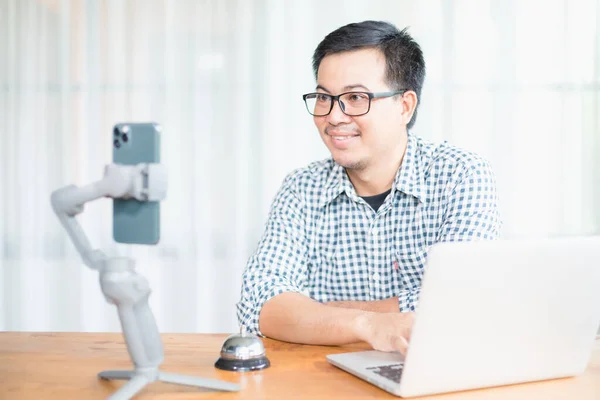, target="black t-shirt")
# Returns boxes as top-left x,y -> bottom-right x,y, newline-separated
361,189 -> 391,212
